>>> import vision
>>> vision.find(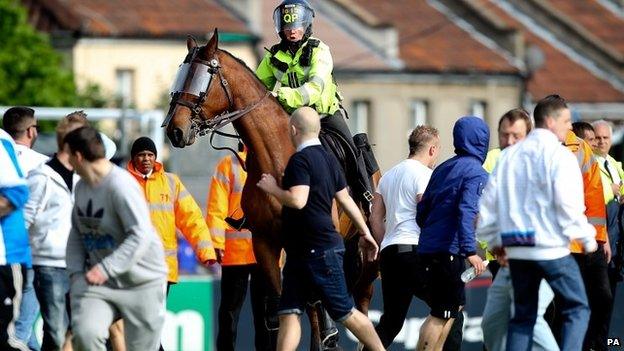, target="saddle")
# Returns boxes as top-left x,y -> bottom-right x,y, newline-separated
319,128 -> 378,207
319,127 -> 352,177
